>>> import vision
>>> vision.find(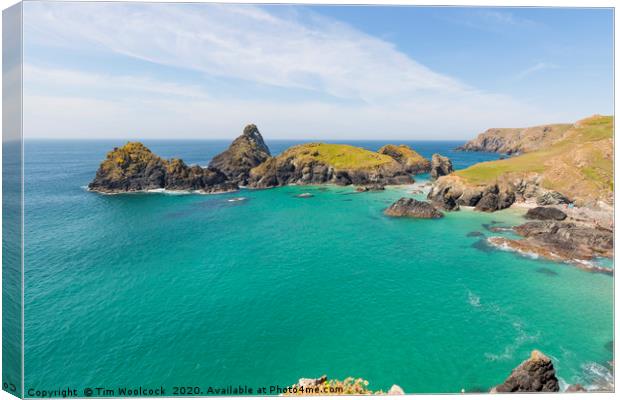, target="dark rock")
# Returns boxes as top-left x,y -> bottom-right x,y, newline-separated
492,350 -> 559,393
514,220 -> 613,260
475,193 -> 499,212
525,207 -> 567,221
466,231 -> 485,237
428,177 -> 515,212
384,198 -> 444,219
89,142 -> 236,194
209,124 -> 271,185
536,267 -> 558,276
536,191 -> 571,206
356,184 -> 385,192
430,154 -> 453,180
